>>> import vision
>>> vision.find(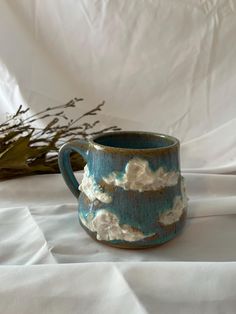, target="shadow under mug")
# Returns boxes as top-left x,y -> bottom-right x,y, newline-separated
58,131 -> 187,249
